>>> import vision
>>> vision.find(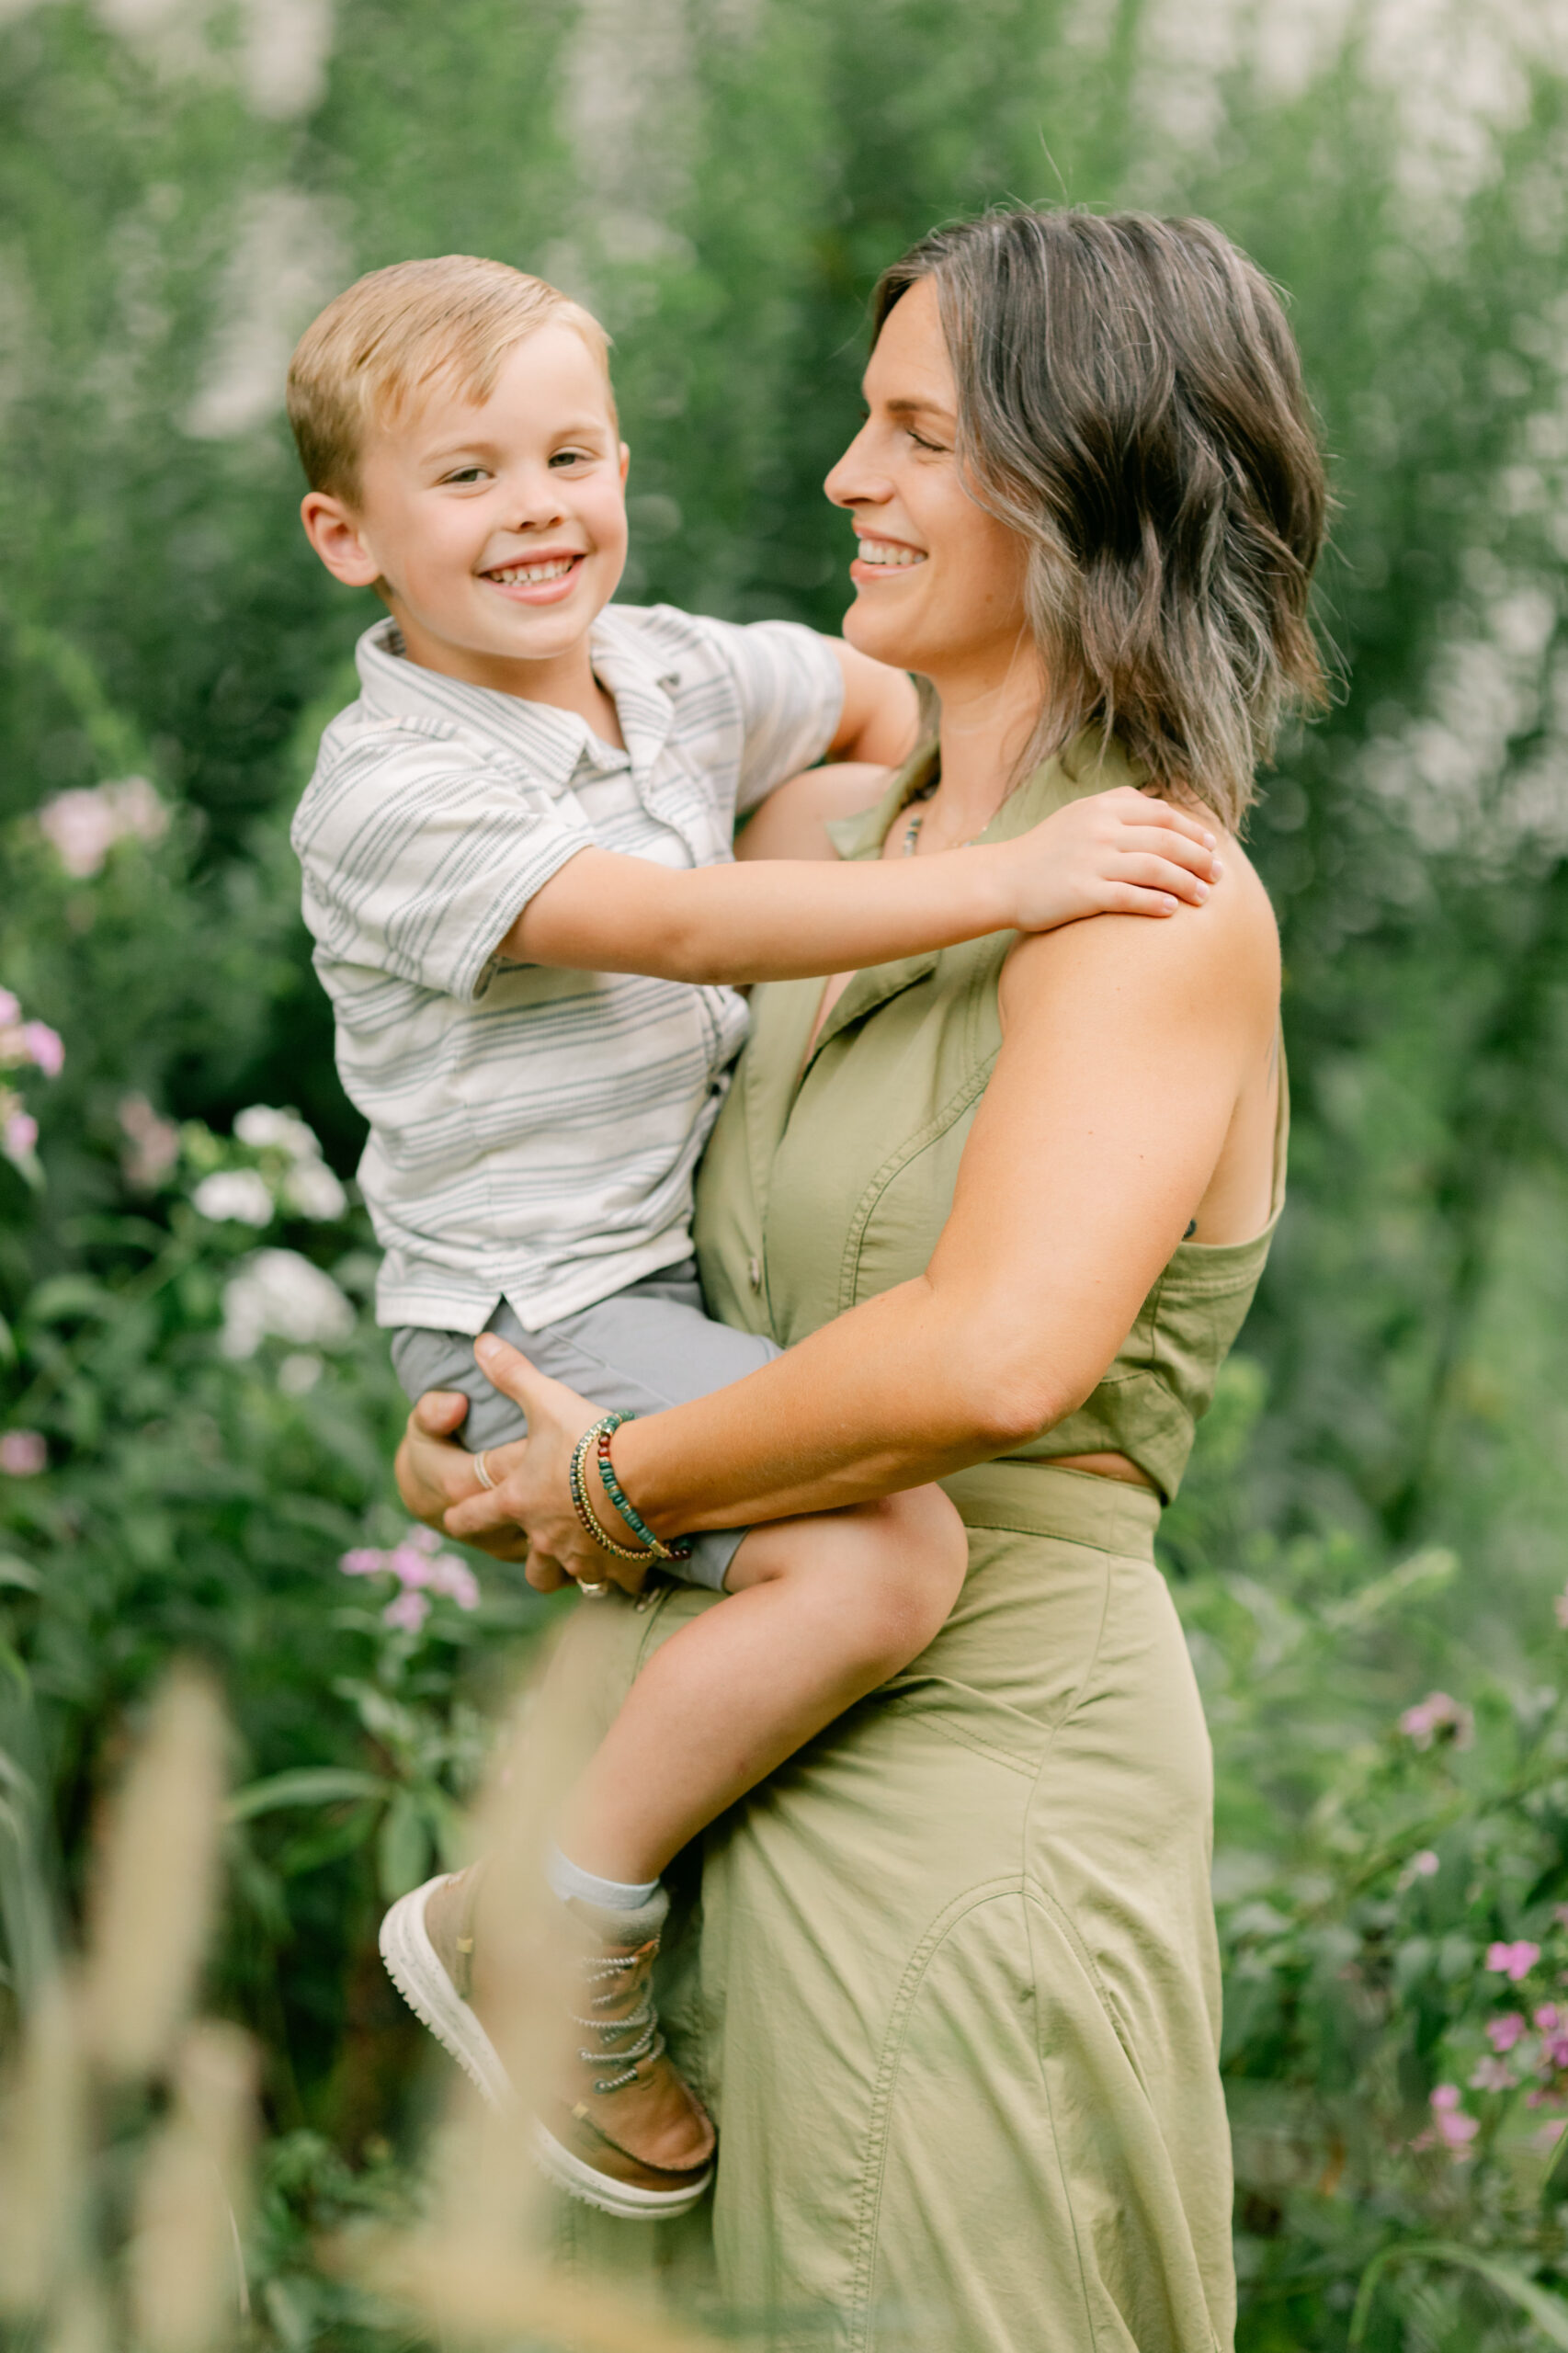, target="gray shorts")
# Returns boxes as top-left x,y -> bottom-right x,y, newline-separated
389,1261 -> 780,1592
